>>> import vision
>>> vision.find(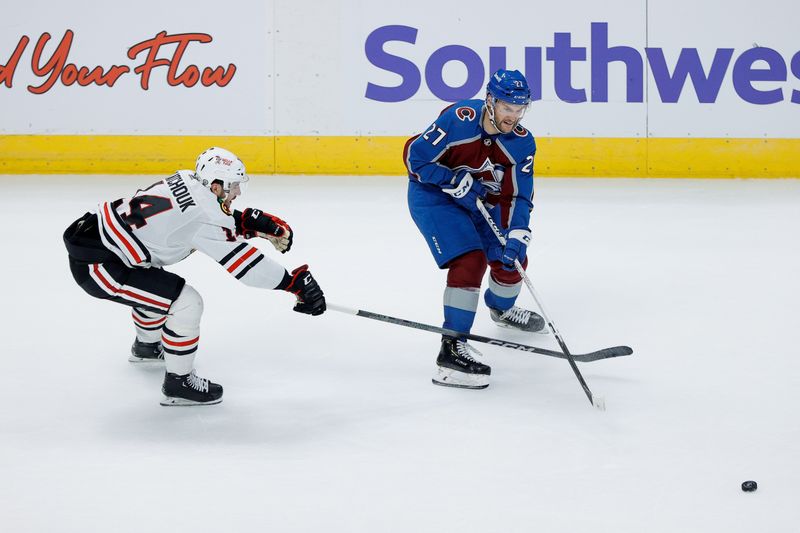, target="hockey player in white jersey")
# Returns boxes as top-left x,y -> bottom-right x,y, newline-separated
63,147 -> 326,406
